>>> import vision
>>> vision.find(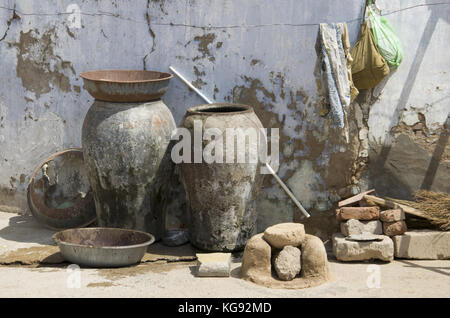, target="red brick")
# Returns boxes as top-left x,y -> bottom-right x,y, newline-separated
383,220 -> 407,236
380,209 -> 405,222
339,206 -> 380,221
